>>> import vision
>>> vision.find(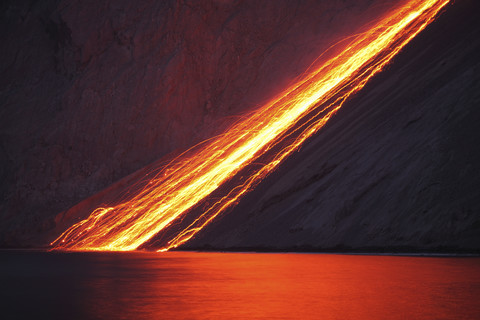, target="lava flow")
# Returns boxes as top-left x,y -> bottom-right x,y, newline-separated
51,0 -> 450,251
